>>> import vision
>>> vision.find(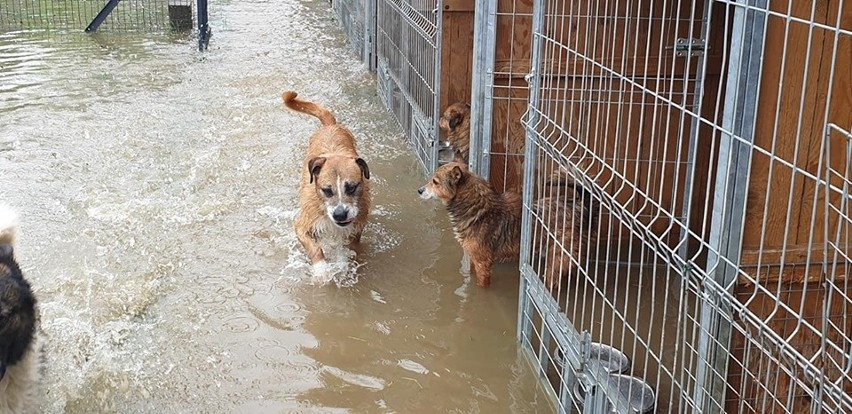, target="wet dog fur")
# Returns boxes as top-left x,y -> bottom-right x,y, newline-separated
0,205 -> 39,413
418,162 -> 521,287
533,170 -> 599,290
283,91 -> 371,281
438,102 -> 471,163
